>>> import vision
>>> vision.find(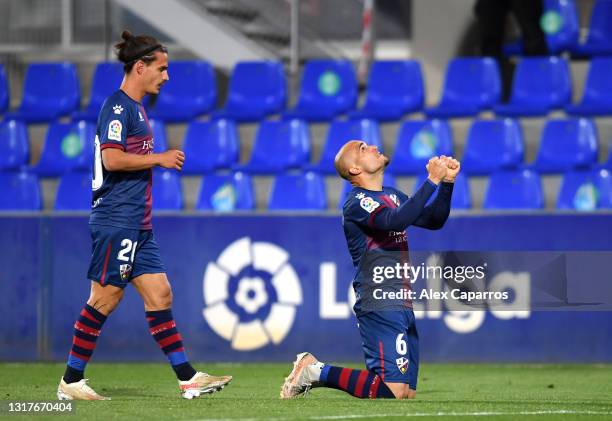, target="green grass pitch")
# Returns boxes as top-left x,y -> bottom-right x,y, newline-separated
1,363 -> 611,420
